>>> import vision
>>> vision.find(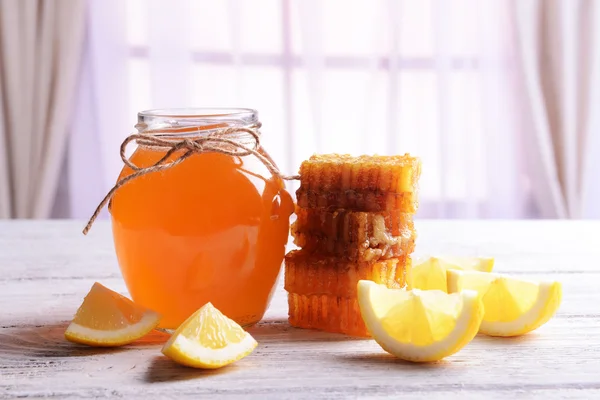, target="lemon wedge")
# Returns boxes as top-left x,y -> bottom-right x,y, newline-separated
65,282 -> 161,346
161,302 -> 257,369
409,256 -> 494,292
357,280 -> 484,362
447,270 -> 562,337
